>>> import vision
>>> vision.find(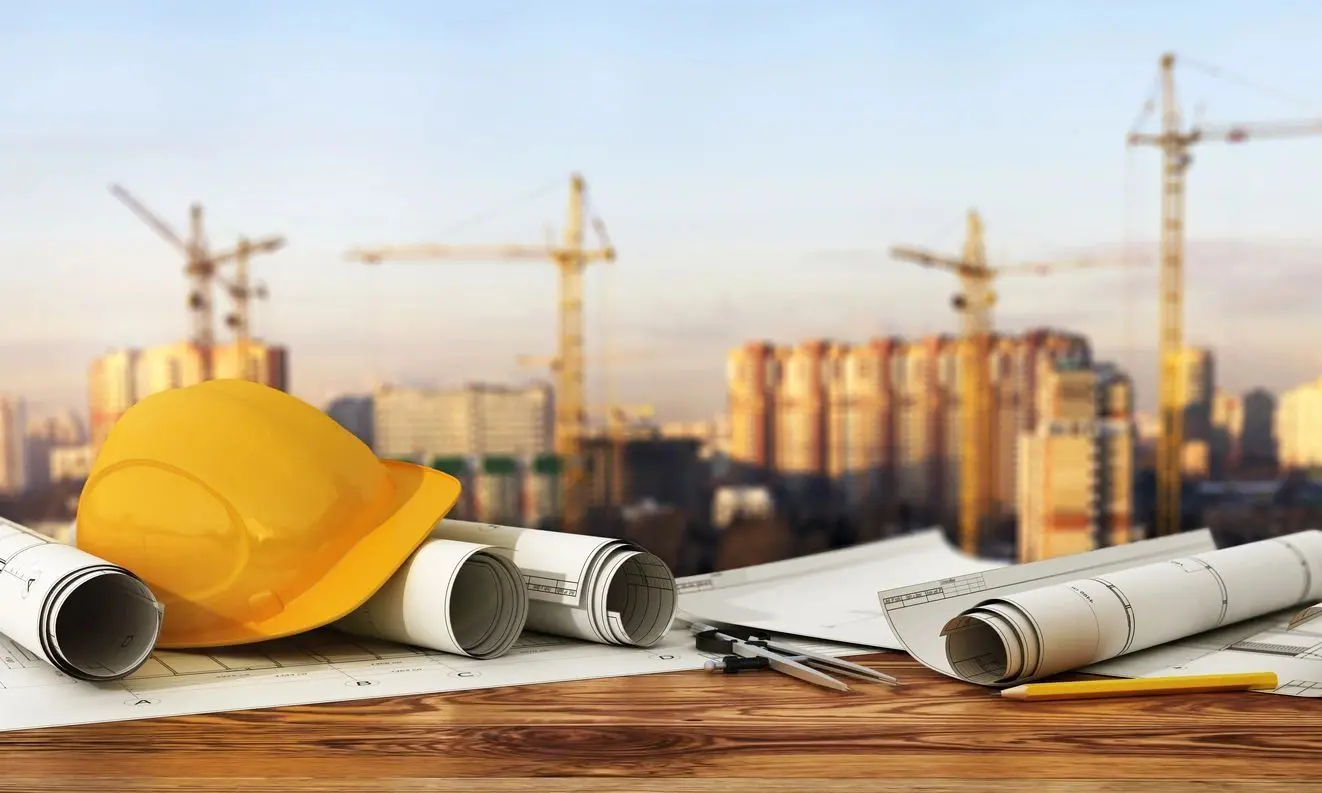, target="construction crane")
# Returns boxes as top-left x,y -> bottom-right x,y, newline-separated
515,352 -> 655,508
218,237 -> 283,380
890,209 -> 1133,556
109,185 -> 284,380
346,173 -> 616,532
1127,52 -> 1322,537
